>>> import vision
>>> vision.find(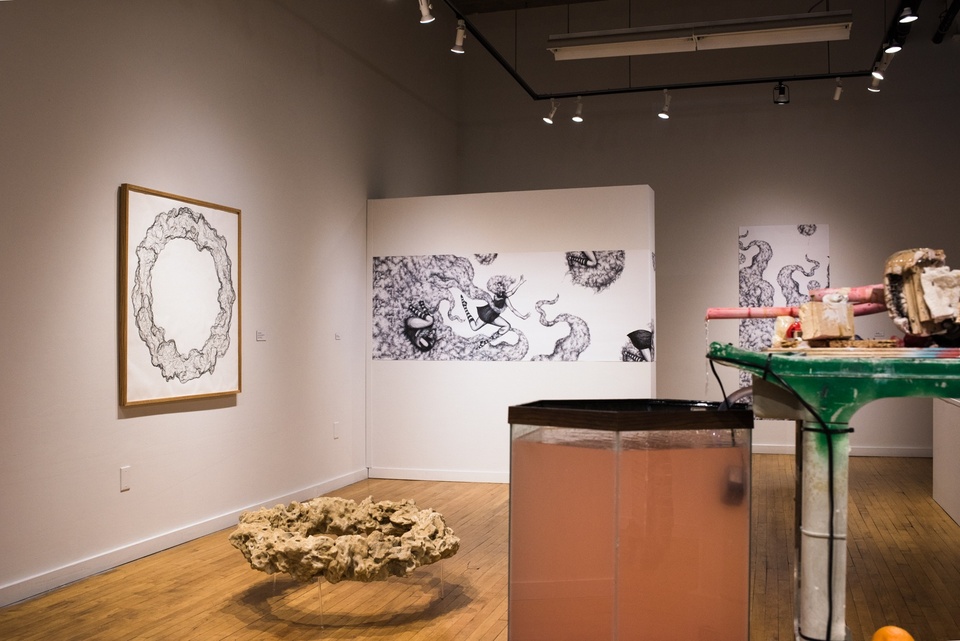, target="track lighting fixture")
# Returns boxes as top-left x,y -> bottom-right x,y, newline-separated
451,19 -> 466,54
542,99 -> 558,124
773,82 -> 790,105
833,78 -> 843,101
898,7 -> 918,24
418,0 -> 435,24
884,39 -> 902,54
872,51 -> 894,81
868,77 -> 881,92
571,97 -> 584,122
658,89 -> 671,119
